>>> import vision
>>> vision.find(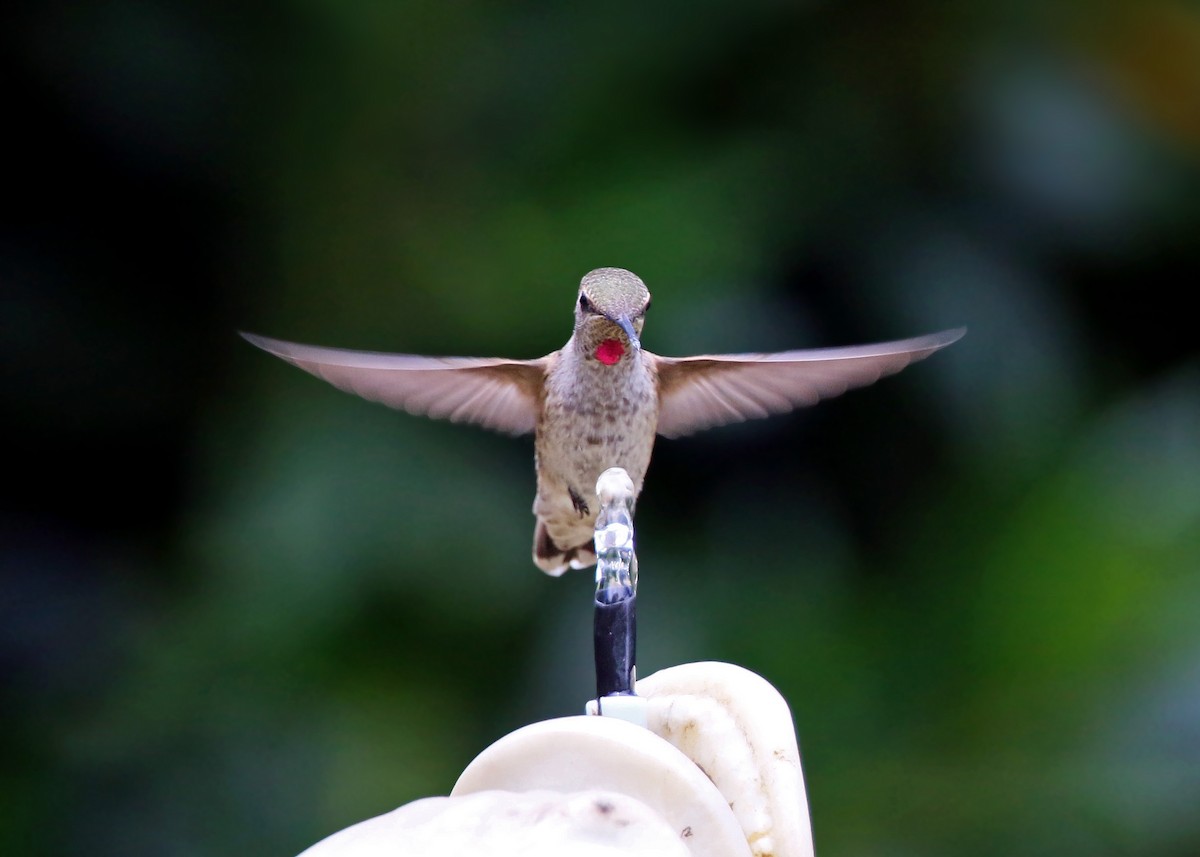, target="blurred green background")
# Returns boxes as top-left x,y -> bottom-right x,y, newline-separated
5,0 -> 1200,854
